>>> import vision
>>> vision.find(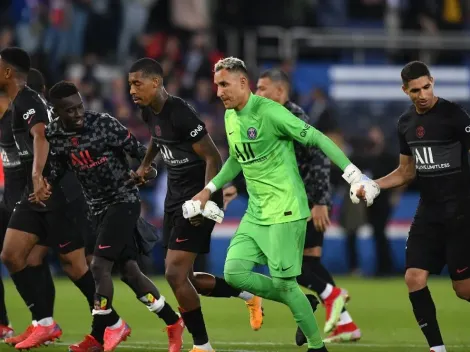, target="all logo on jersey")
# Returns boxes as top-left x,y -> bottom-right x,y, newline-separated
70,137 -> 79,147
247,127 -> 257,140
416,126 -> 425,138
412,146 -> 451,172
155,125 -> 162,137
